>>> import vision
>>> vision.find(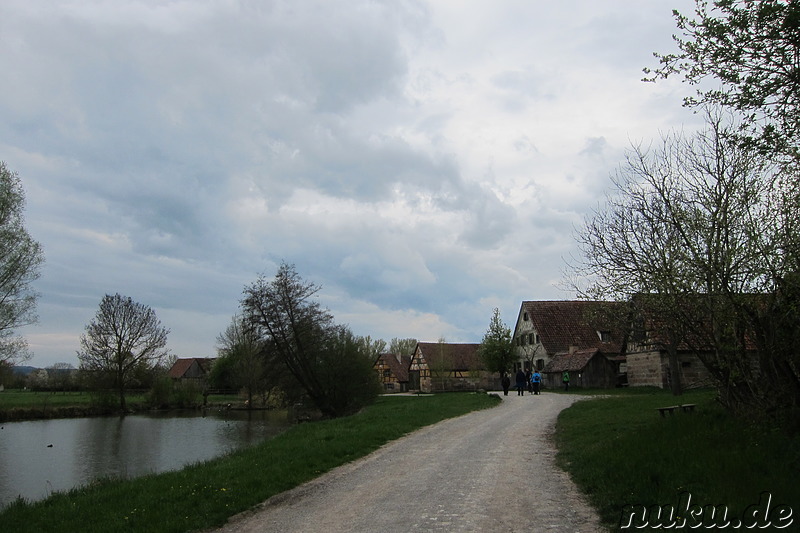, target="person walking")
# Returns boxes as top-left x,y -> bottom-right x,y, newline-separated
562,370 -> 570,392
525,368 -> 533,393
531,369 -> 542,395
501,373 -> 511,396
515,369 -> 527,396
